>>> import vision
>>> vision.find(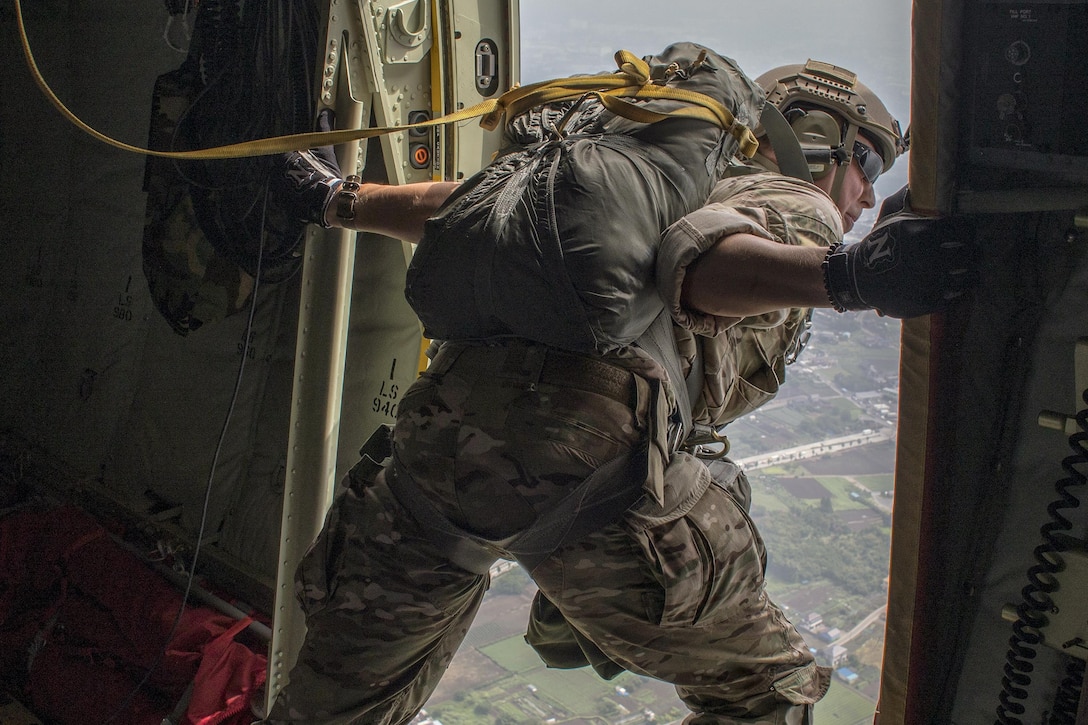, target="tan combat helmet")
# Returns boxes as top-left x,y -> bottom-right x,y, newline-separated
756,60 -> 907,200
